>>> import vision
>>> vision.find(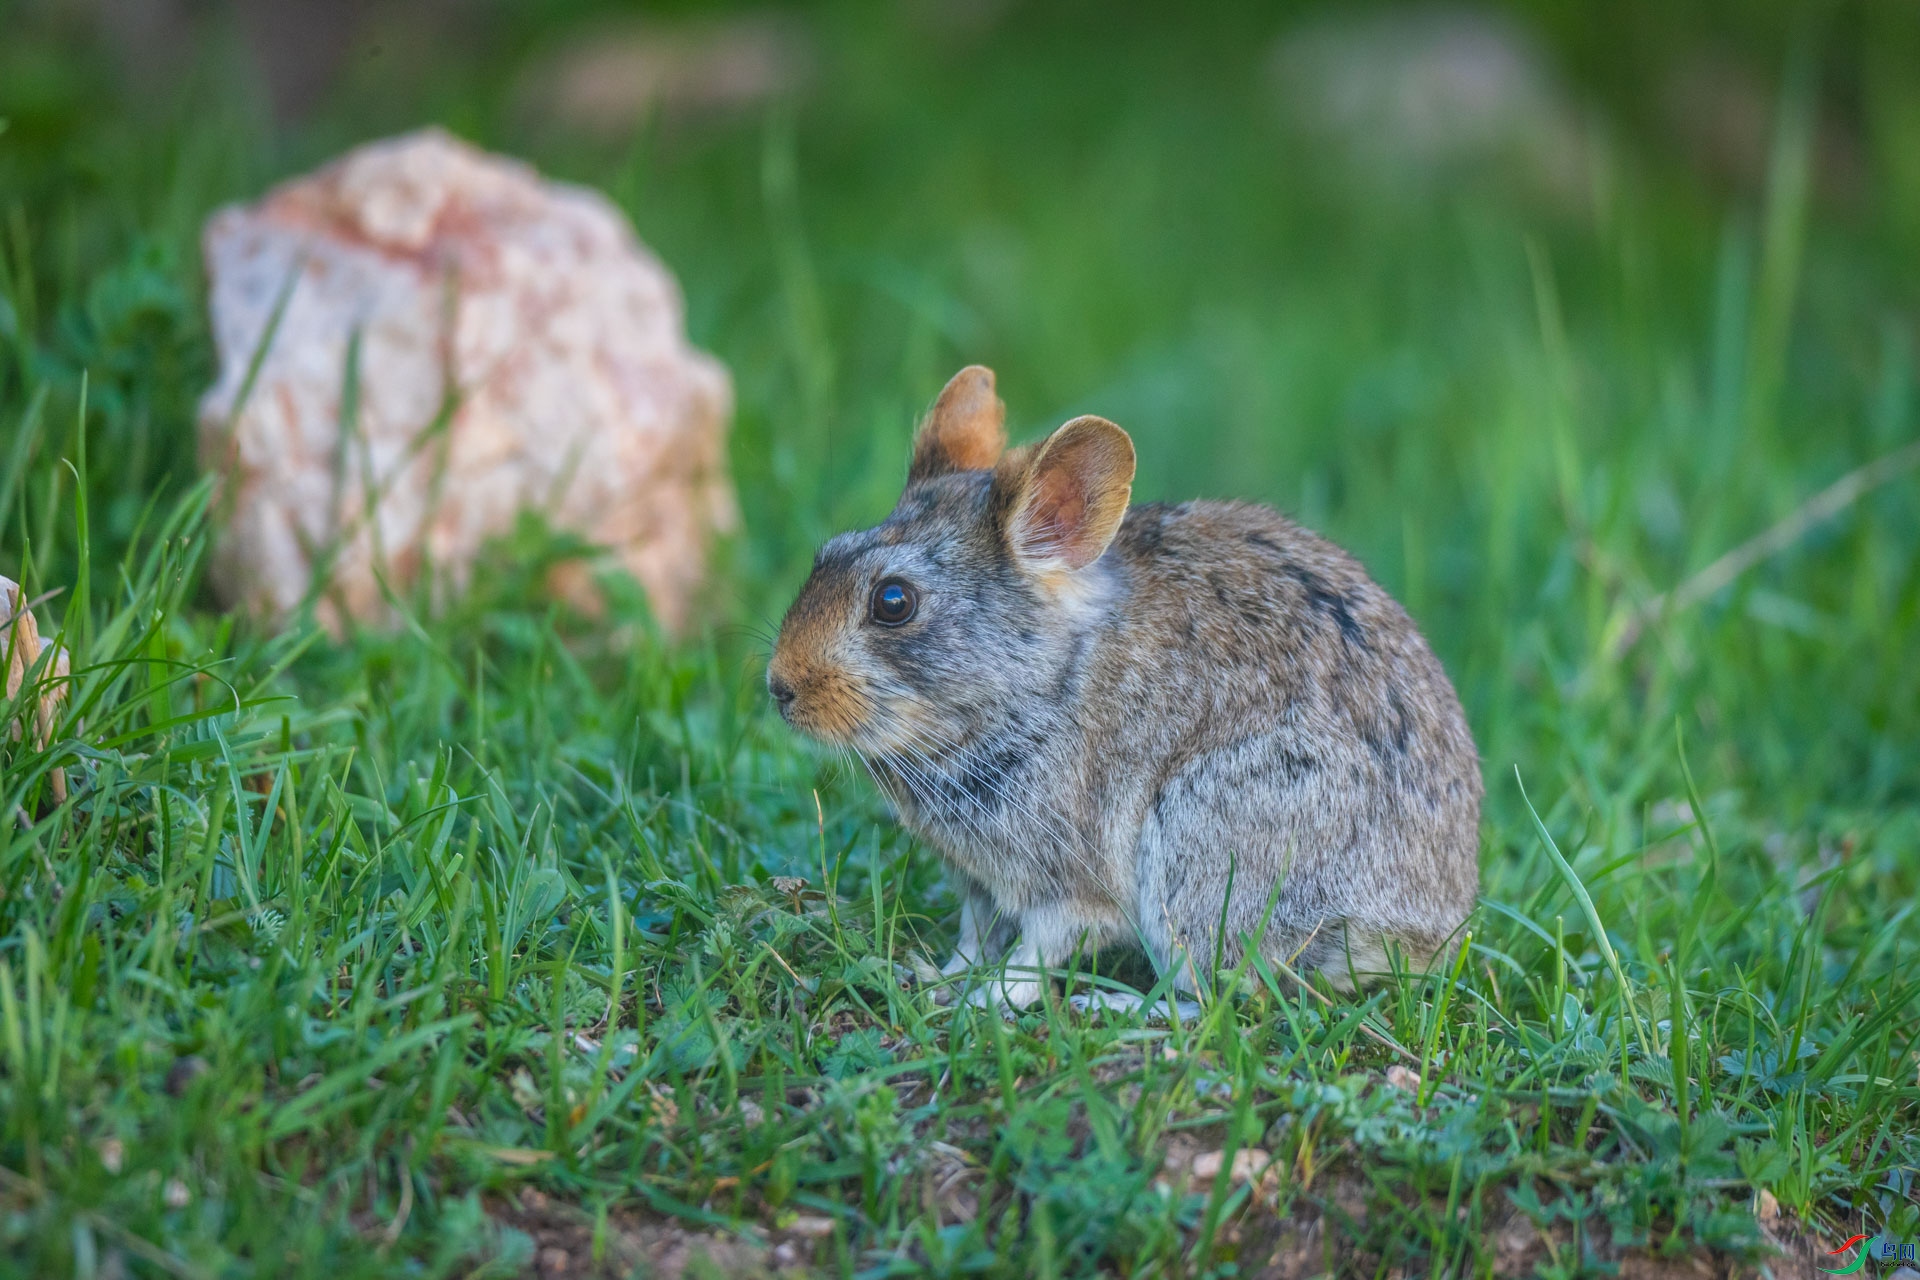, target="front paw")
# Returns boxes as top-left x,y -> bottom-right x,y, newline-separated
1066,990 -> 1205,1022
963,976 -> 1045,1012
925,950 -> 973,1006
